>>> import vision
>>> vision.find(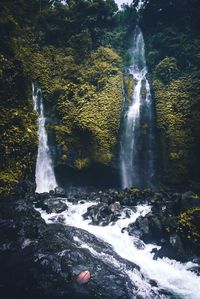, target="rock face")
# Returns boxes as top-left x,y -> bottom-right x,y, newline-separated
0,195 -> 139,299
126,191 -> 200,261
35,197 -> 68,214
82,202 -> 123,226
